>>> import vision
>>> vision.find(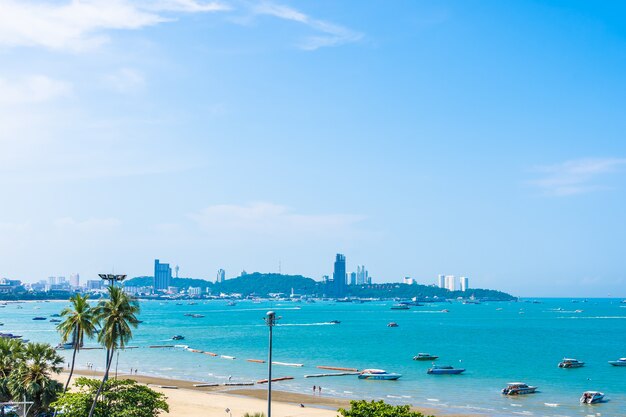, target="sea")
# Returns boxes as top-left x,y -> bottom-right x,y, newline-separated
2,298 -> 625,417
